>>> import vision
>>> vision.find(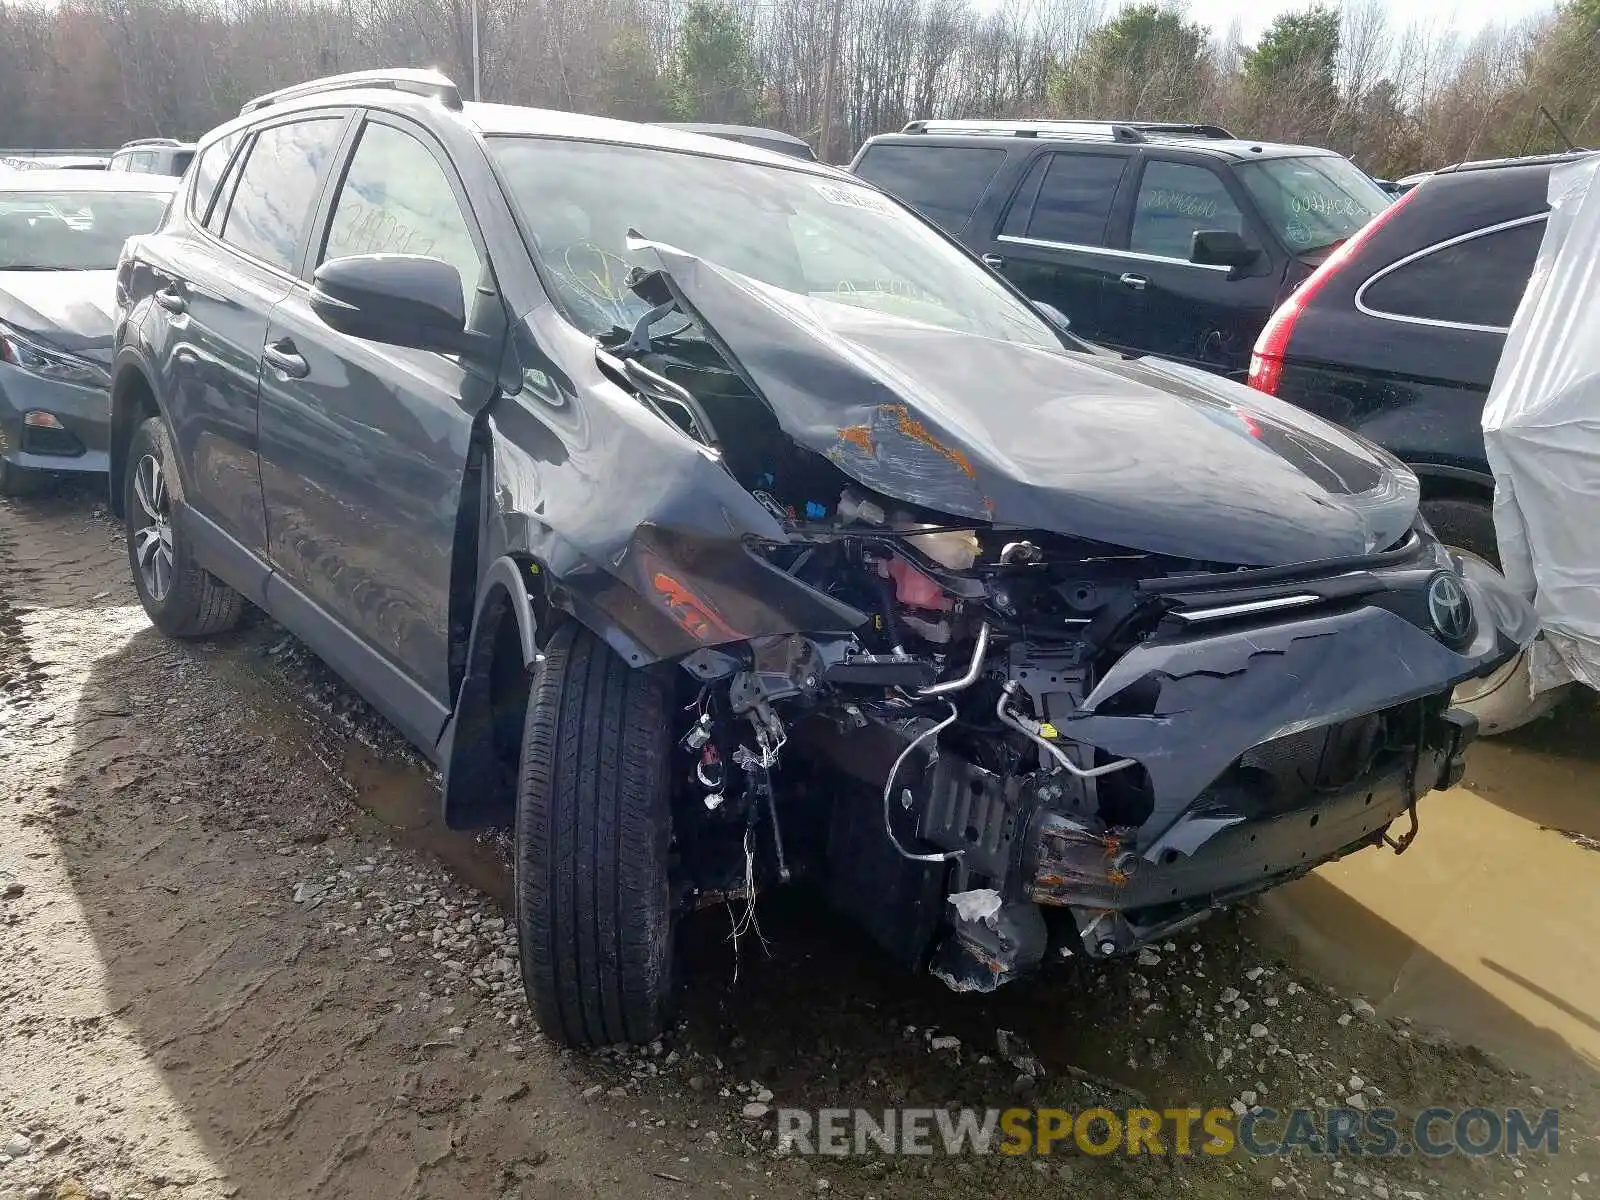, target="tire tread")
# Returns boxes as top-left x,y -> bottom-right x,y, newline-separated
516,623 -> 672,1046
